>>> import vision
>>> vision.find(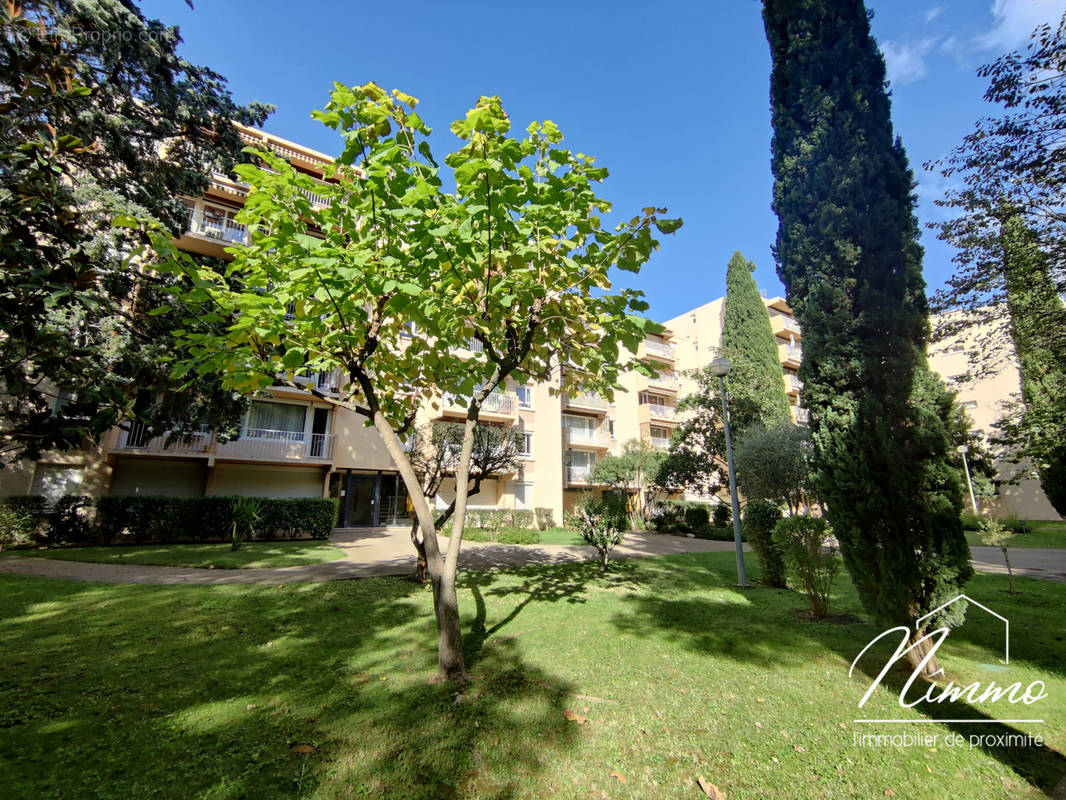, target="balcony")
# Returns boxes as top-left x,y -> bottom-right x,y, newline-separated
566,465 -> 594,485
440,390 -> 517,422
783,374 -> 803,394
563,392 -> 608,413
186,201 -> 248,245
647,369 -> 680,392
794,407 -> 810,424
649,436 -> 670,450
640,402 -> 679,424
639,338 -> 676,362
771,315 -> 802,340
215,429 -> 335,462
778,343 -> 803,366
116,424 -> 335,463
564,426 -> 611,449
293,369 -> 340,395
117,424 -> 212,455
